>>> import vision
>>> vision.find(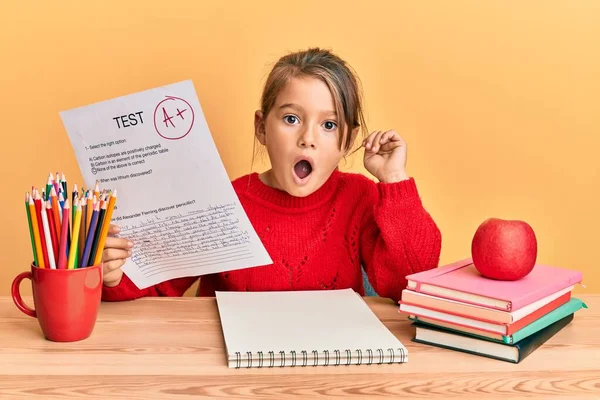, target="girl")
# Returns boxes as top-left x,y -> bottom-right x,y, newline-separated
101,48 -> 442,302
